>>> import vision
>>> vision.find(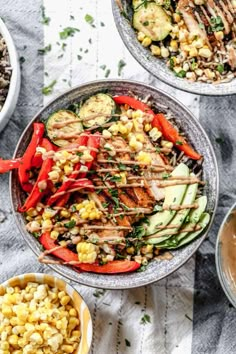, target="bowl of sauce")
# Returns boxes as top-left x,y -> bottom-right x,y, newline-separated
216,203 -> 236,307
